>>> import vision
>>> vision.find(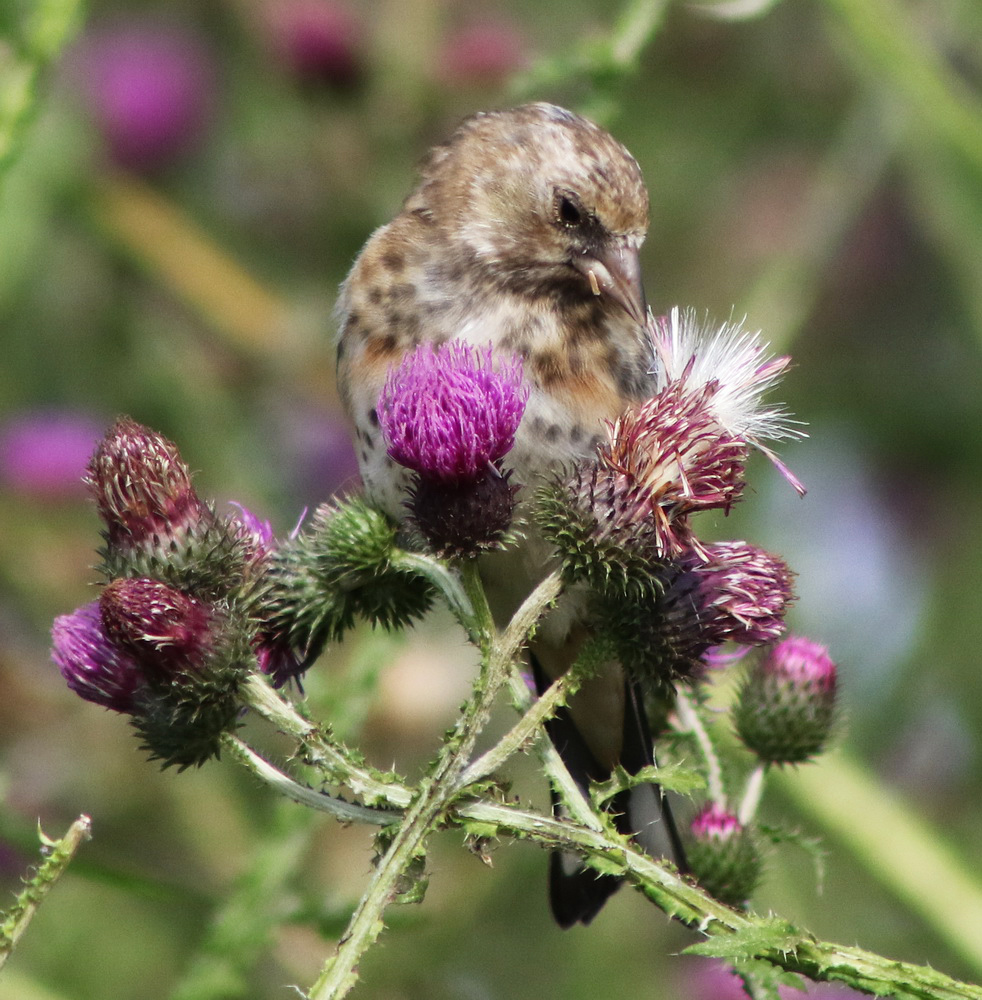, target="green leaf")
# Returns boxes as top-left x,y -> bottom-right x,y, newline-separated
683,918 -> 804,962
